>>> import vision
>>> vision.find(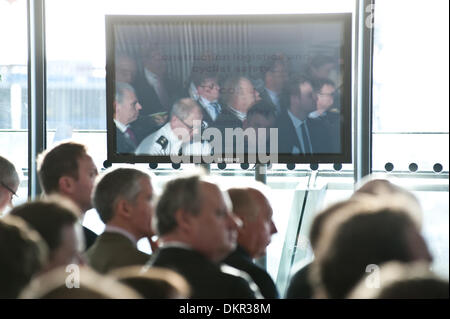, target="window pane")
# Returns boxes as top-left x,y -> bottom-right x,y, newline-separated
372,0 -> 449,171
0,0 -> 28,206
